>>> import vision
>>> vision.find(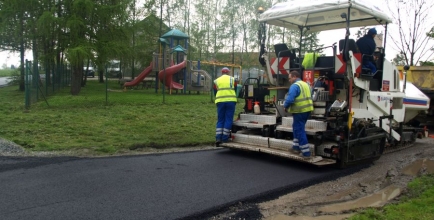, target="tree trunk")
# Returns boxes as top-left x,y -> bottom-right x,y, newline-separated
19,14 -> 25,91
32,37 -> 39,90
98,69 -> 104,83
70,65 -> 83,95
19,43 -> 25,91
